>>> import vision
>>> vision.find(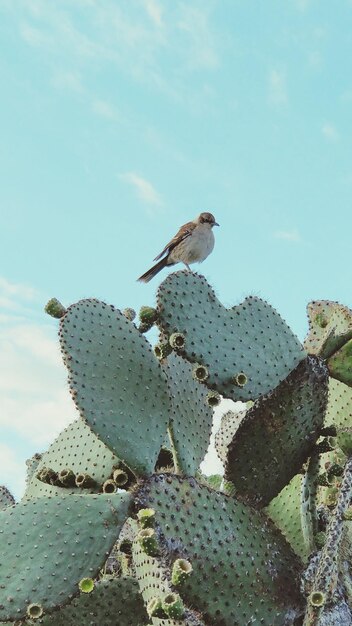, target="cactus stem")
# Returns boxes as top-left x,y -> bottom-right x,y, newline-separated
171,558 -> 193,585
